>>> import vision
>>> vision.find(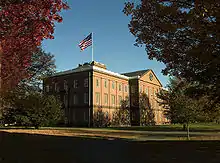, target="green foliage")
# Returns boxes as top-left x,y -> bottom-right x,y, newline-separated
124,0 -> 220,103
139,93 -> 155,126
111,97 -> 130,126
2,91 -> 63,129
157,78 -> 220,125
93,108 -> 111,127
